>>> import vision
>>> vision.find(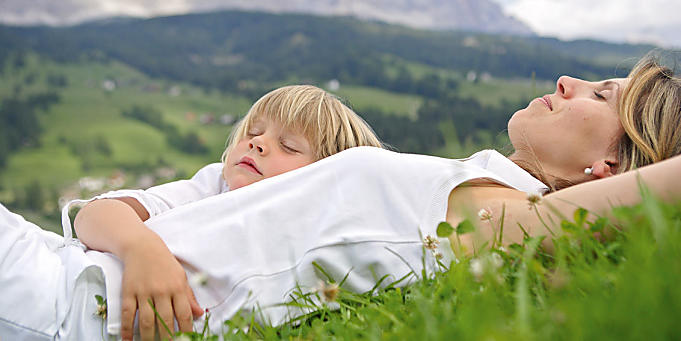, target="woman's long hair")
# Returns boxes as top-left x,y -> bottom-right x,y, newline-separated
617,54 -> 681,173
